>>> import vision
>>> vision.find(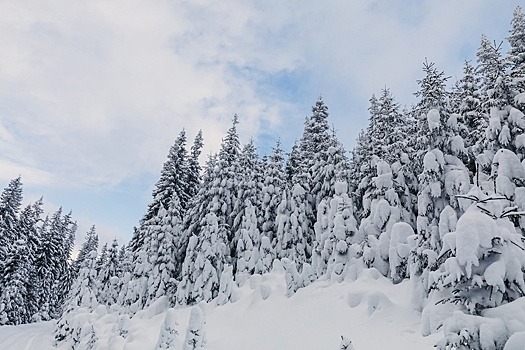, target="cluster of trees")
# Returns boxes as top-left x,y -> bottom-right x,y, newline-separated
0,177 -> 78,325
1,5 -> 524,350
52,7 -> 525,347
